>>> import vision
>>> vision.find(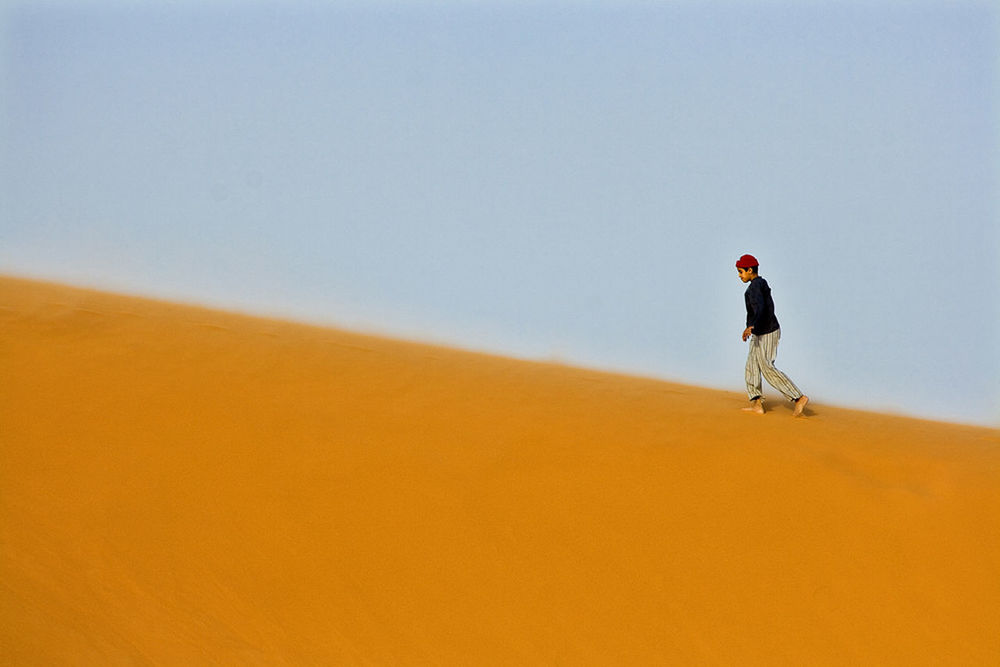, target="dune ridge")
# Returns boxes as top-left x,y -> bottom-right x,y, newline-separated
2,275 -> 998,664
